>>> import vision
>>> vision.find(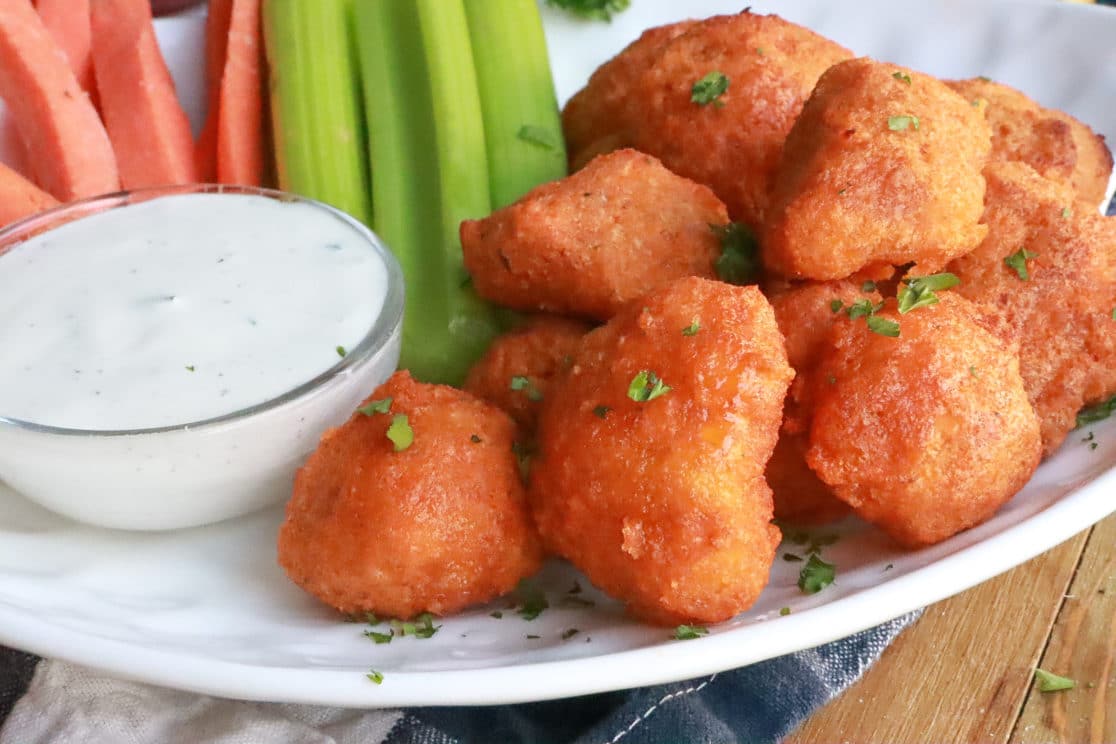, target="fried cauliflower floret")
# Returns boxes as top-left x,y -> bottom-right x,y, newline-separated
463,315 -> 592,433
277,371 -> 543,618
460,149 -> 727,321
806,294 -> 1041,548
762,59 -> 991,280
529,277 -> 793,625
621,12 -> 853,229
562,20 -> 696,170
948,162 -> 1116,455
947,77 -> 1113,209
764,280 -> 881,524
